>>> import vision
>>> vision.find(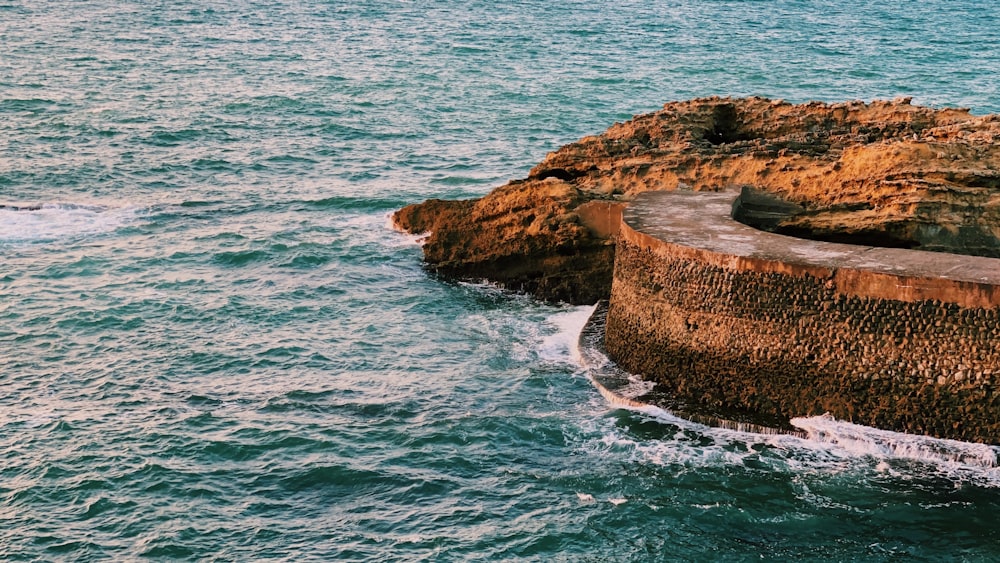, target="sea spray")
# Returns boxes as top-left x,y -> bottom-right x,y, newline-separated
791,413 -> 1000,468
0,203 -> 142,244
